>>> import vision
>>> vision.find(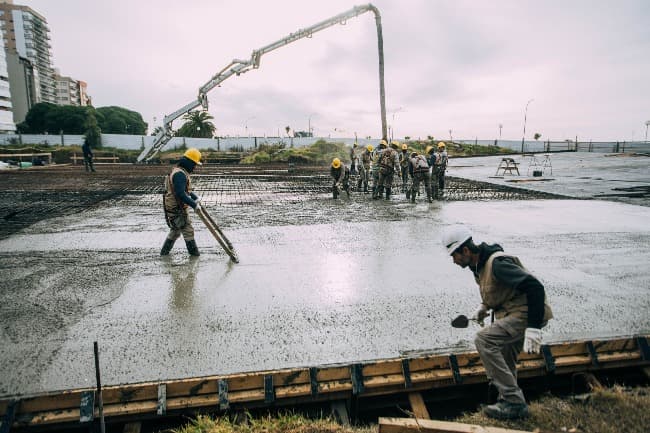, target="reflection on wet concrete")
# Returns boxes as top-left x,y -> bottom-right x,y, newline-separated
1,168 -> 649,396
